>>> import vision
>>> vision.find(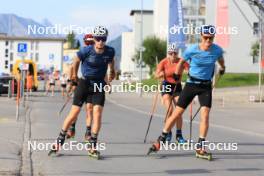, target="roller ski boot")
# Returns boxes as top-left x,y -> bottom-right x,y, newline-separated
87,133 -> 101,160
66,125 -> 75,139
176,135 -> 187,145
48,130 -> 66,156
195,138 -> 212,161
165,131 -> 172,142
84,127 -> 92,143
